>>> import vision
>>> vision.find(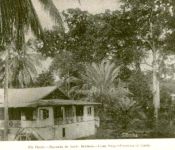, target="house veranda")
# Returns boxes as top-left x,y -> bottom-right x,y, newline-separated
0,86 -> 100,140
